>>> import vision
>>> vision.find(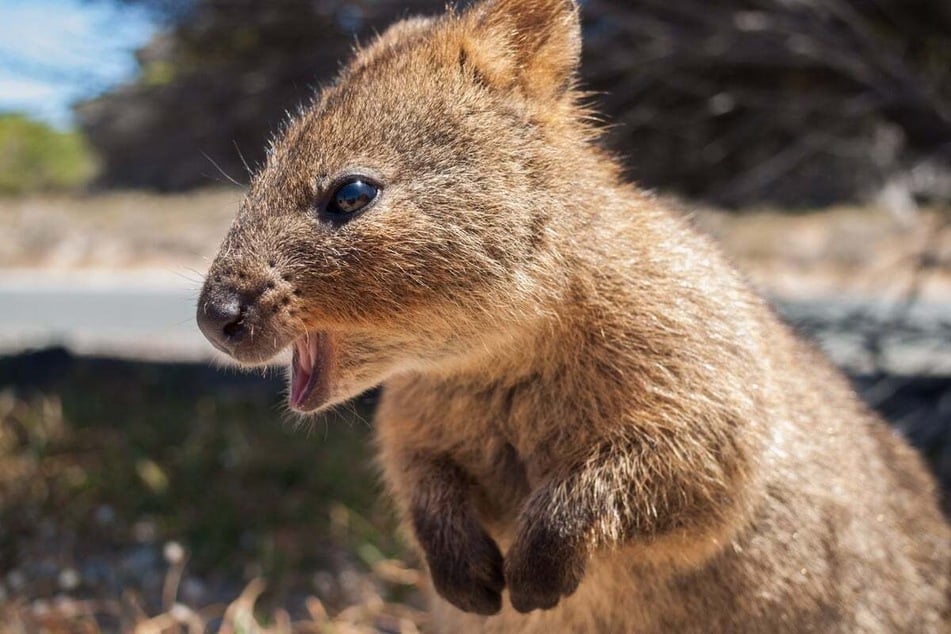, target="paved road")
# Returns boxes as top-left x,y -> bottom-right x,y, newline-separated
1,271 -> 949,373
782,298 -> 951,376
0,271 -> 215,361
